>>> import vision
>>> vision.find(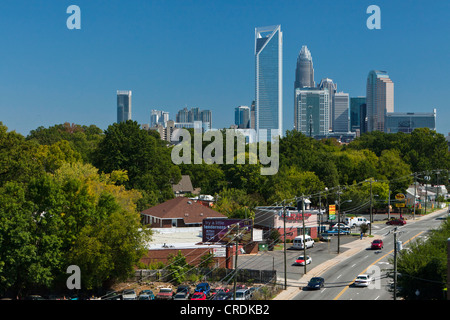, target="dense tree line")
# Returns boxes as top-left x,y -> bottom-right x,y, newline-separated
0,120 -> 448,297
